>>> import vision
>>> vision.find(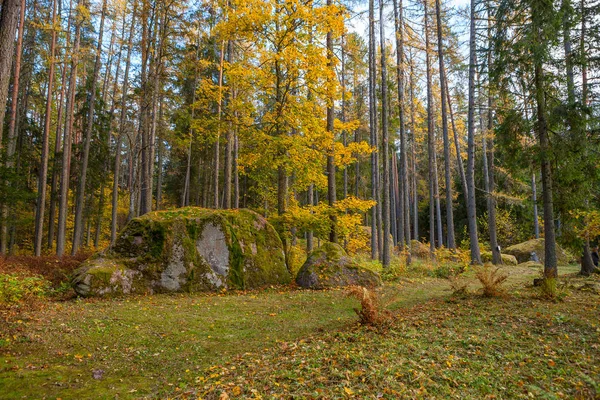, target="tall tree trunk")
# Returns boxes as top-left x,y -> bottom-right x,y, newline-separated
409,51 -> 419,241
223,41 -> 233,209
34,0 -> 58,256
393,0 -> 410,249
138,0 -> 153,216
380,0 -> 390,267
57,2 -> 83,256
1,0 -> 25,254
532,7 -> 557,288
424,0 -> 436,255
486,12 -> 500,264
156,100 -> 164,210
435,0 -> 456,249
341,34 -> 348,200
72,0 -> 108,255
233,130 -> 239,208
369,0 -> 378,259
433,134 -> 443,247
111,3 -> 136,245
214,40 -> 226,209
0,0 -> 21,145
466,0 -> 482,264
326,0 -> 337,244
